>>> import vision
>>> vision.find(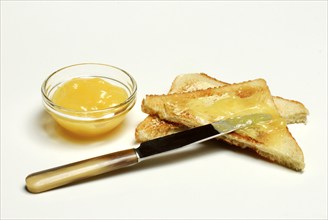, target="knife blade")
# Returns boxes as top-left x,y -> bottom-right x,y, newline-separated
25,113 -> 271,193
